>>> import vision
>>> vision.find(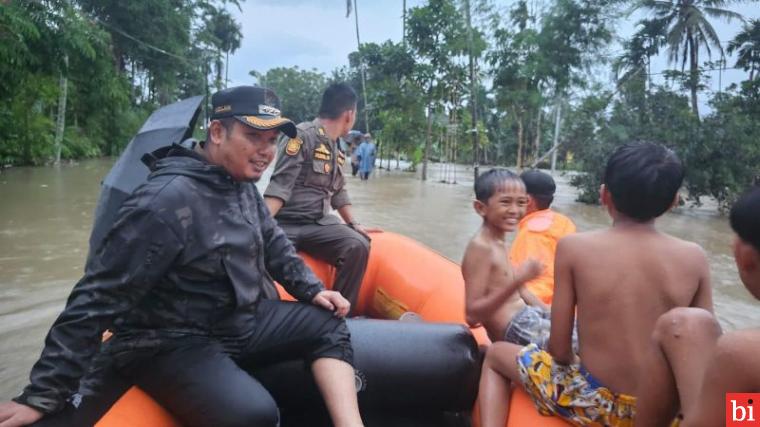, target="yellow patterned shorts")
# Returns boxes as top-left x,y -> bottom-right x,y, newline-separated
516,344 -> 636,427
